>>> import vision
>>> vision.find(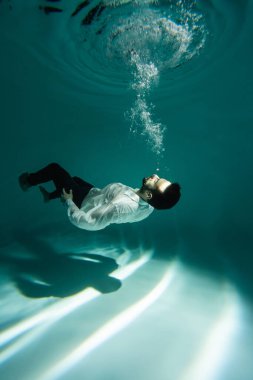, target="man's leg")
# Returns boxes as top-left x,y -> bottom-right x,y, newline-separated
23,163 -> 73,193
72,176 -> 94,204
73,176 -> 94,189
19,163 -> 91,207
40,176 -> 94,202
38,186 -> 59,202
